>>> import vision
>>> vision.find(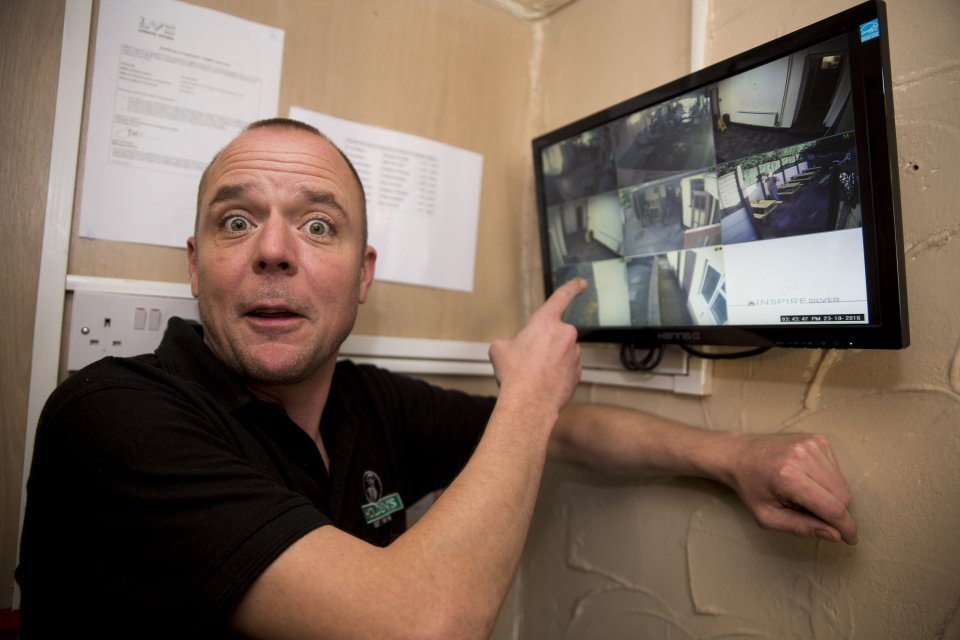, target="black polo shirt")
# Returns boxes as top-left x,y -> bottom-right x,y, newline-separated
17,318 -> 494,638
